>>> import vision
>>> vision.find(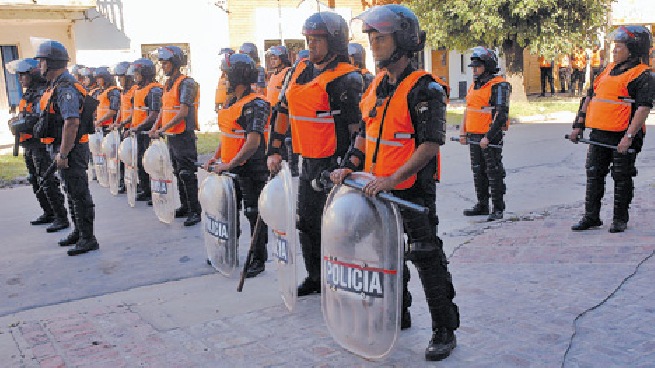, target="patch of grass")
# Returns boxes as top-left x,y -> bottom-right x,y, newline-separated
196,132 -> 220,155
0,154 -> 27,181
508,100 -> 579,118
